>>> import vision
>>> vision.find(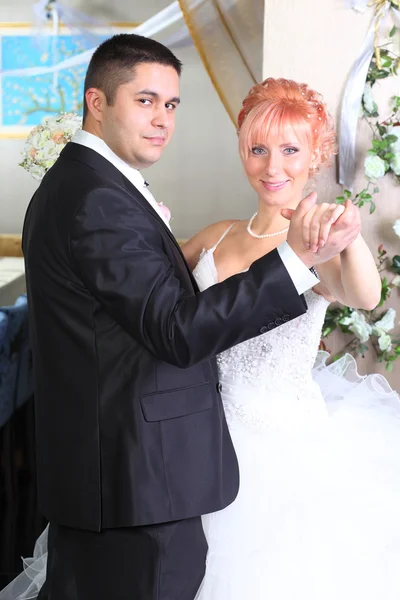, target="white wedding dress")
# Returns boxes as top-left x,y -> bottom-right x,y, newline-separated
193,231 -> 400,600
2,230 -> 400,600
